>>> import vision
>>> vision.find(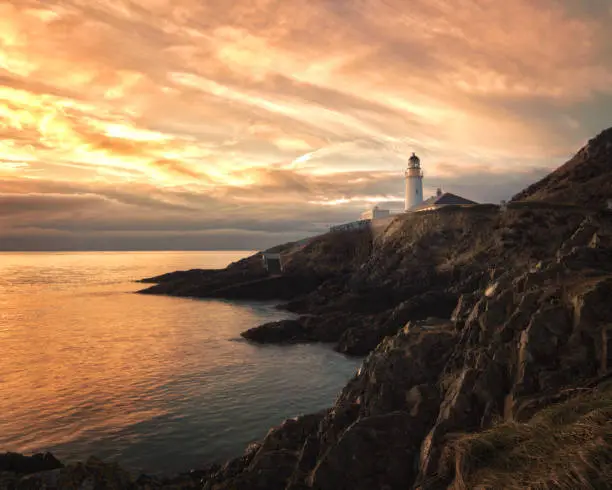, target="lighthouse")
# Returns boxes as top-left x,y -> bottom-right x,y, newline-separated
405,152 -> 424,211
